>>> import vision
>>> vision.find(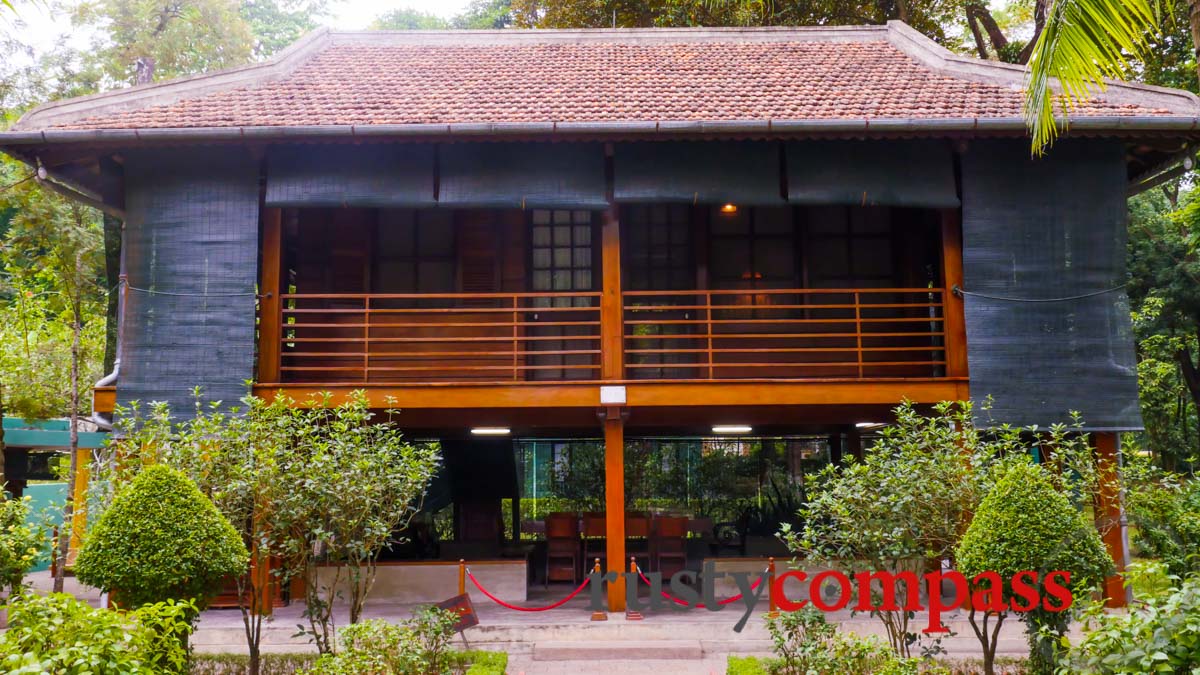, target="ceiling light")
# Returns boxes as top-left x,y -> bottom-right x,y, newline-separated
855,422 -> 883,428
712,425 -> 752,434
720,203 -> 738,214
471,427 -> 511,436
